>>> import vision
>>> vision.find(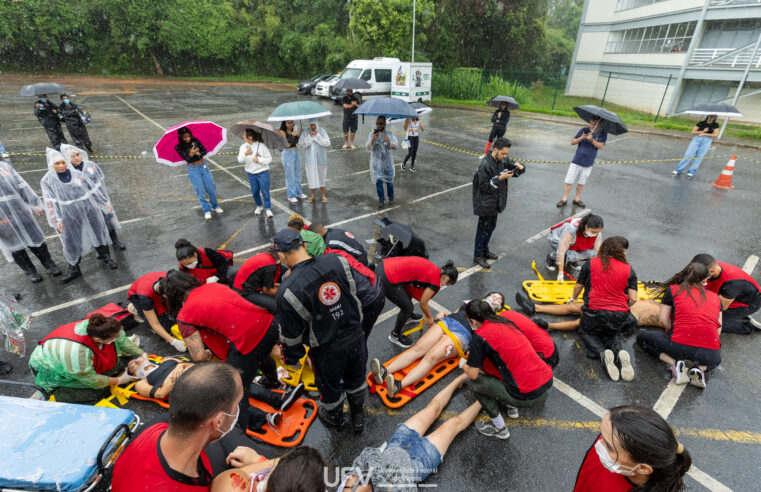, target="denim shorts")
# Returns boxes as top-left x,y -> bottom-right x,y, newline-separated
386,424 -> 442,483
442,317 -> 471,352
